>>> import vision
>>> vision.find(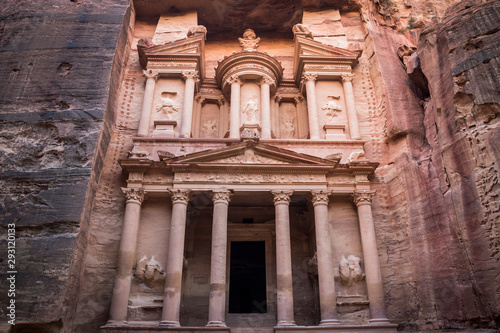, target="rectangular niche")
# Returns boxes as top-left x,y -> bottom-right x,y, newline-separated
198,102 -> 221,138
278,102 -> 299,139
